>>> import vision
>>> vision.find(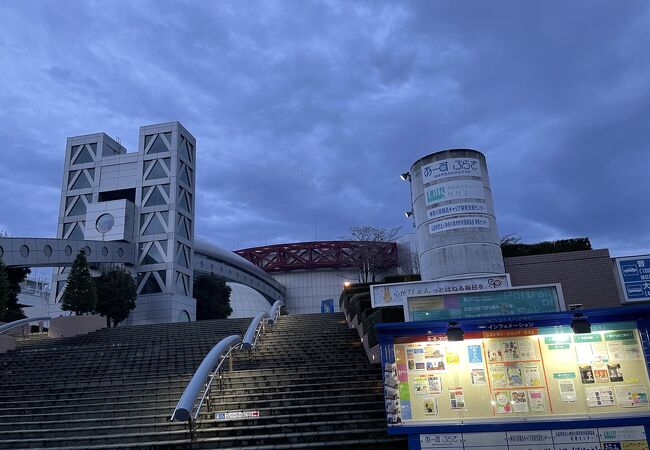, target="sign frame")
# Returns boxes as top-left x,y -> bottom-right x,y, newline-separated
615,255 -> 650,303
